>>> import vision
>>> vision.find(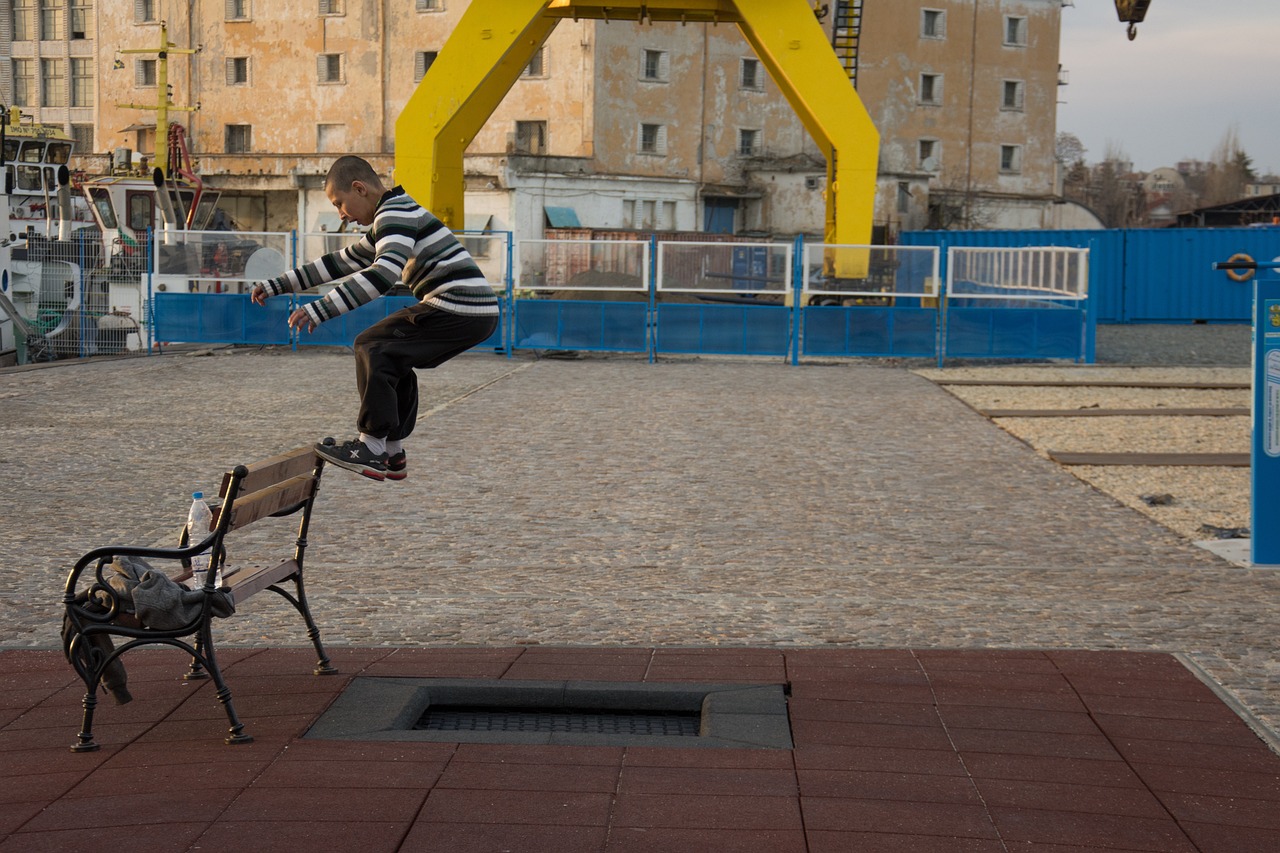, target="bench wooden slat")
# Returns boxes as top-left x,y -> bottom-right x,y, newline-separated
220,446 -> 317,499
215,474 -> 316,532
226,559 -> 299,604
